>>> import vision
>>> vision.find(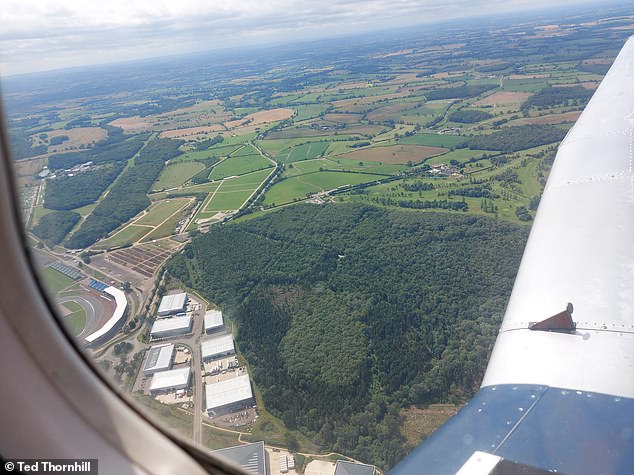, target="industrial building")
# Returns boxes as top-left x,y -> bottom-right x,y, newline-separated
157,292 -> 187,317
149,366 -> 191,394
143,343 -> 175,376
150,316 -> 192,339
205,374 -> 254,416
334,460 -> 376,475
204,309 -> 224,334
201,334 -> 235,361
213,441 -> 266,475
84,286 -> 128,346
